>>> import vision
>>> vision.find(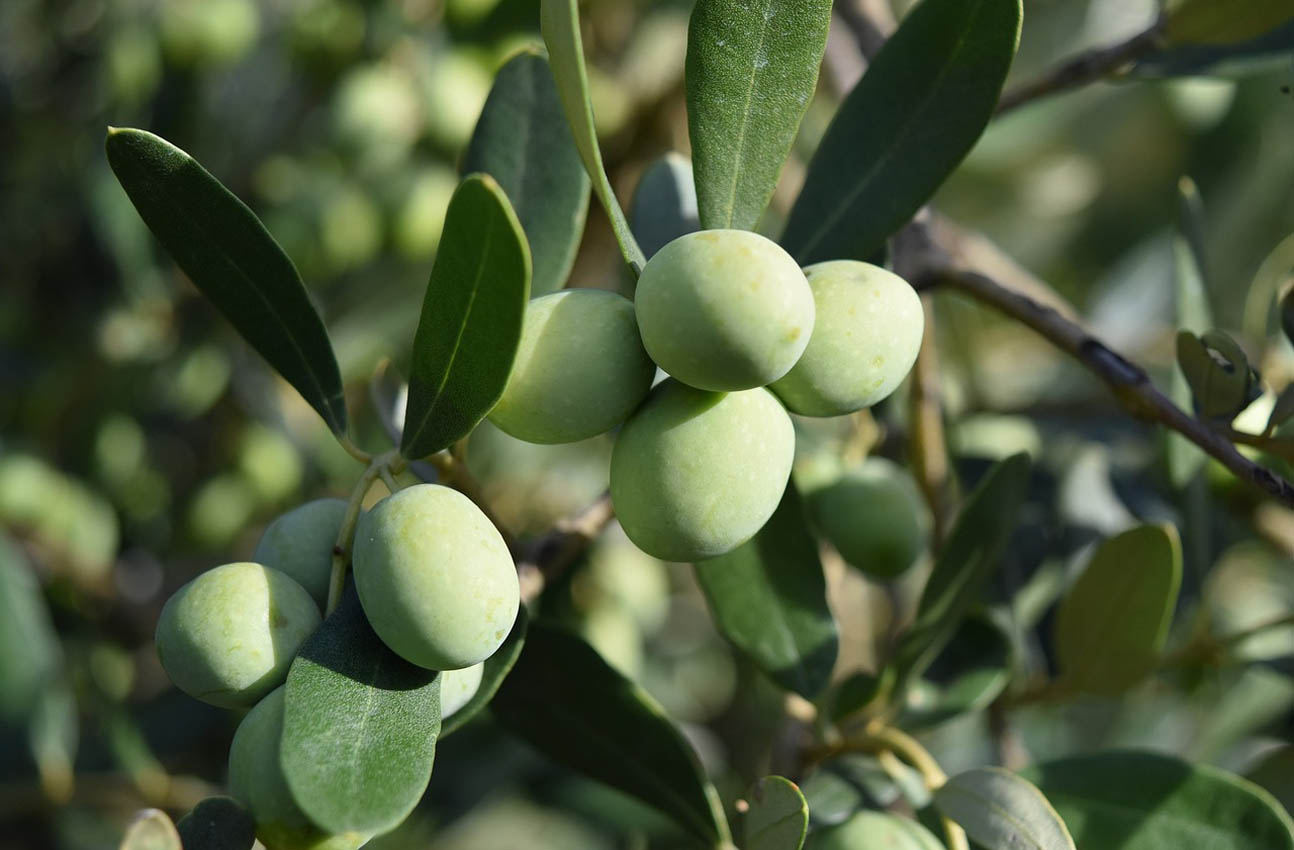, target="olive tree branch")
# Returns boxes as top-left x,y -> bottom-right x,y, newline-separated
325,449 -> 405,614
996,21 -> 1165,116
517,492 -> 616,603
